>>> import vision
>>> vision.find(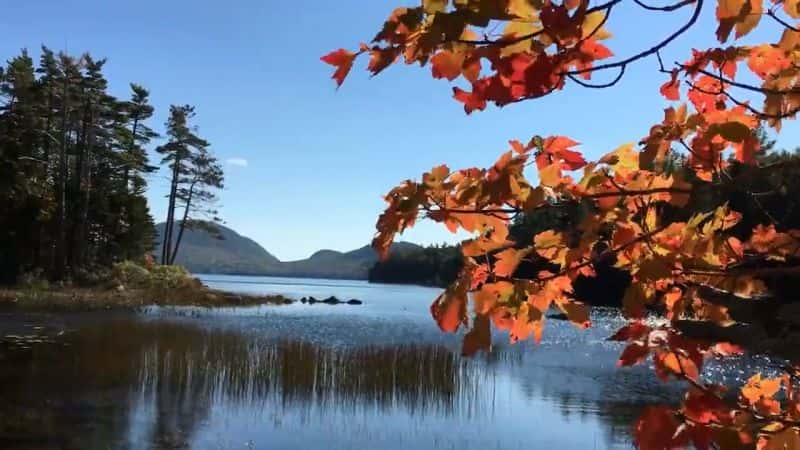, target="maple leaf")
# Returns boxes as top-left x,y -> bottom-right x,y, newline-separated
660,70 -> 681,101
510,302 -> 544,343
423,164 -> 450,188
609,322 -> 651,341
321,49 -> 357,87
741,374 -> 782,406
473,281 -> 515,315
785,0 -> 800,18
654,350 -> 699,381
581,10 -> 612,40
748,45 -> 791,80
634,406 -> 688,450
758,428 -> 800,450
423,0 -> 447,14
539,135 -> 586,170
453,86 -> 488,113
431,50 -> 464,81
507,0 -> 537,18
559,300 -> 591,328
618,341 -> 650,367
462,314 -> 492,356
493,248 -> 531,277
430,276 -> 470,332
